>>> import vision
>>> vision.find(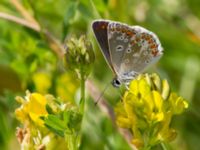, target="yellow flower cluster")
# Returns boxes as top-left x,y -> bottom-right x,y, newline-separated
115,74 -> 188,149
15,92 -> 69,149
15,91 -> 48,127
